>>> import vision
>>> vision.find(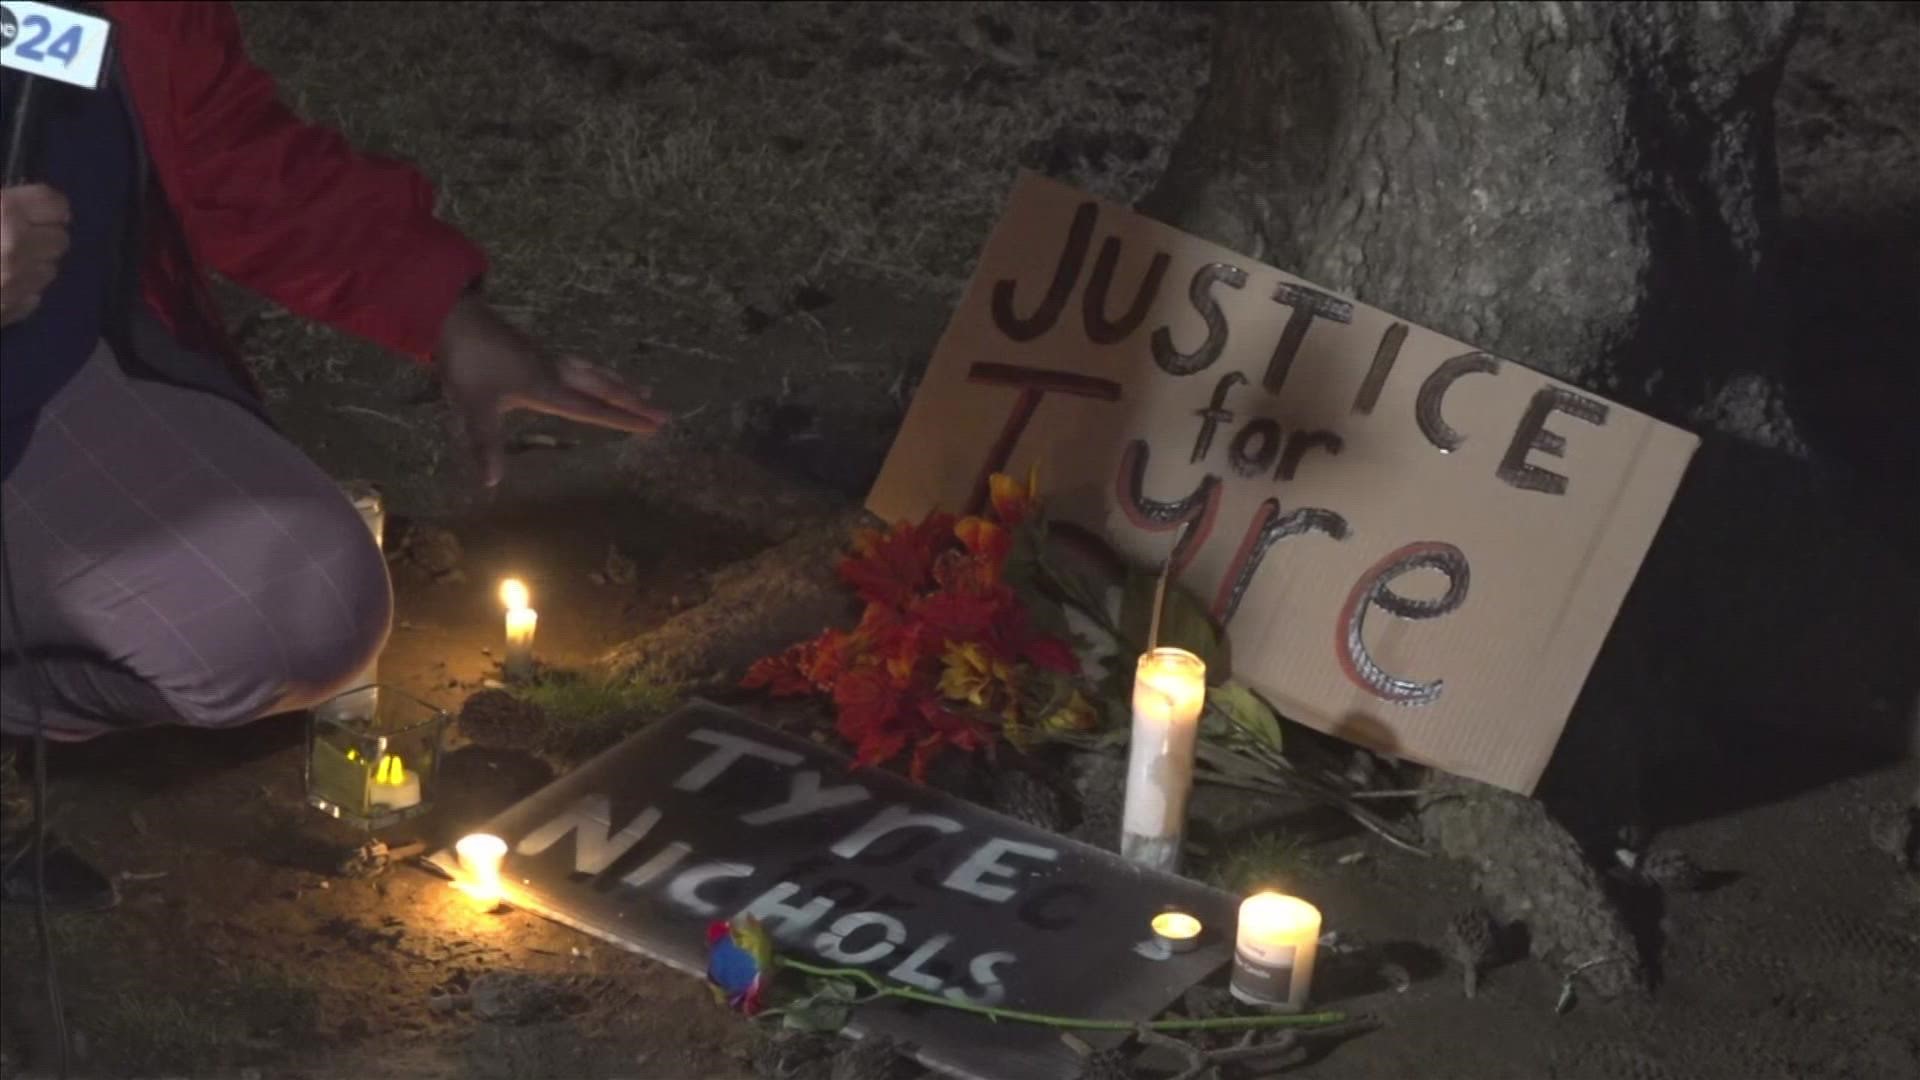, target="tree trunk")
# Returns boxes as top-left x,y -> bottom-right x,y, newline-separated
1146,0 -> 1801,447
1140,1 -> 1918,999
